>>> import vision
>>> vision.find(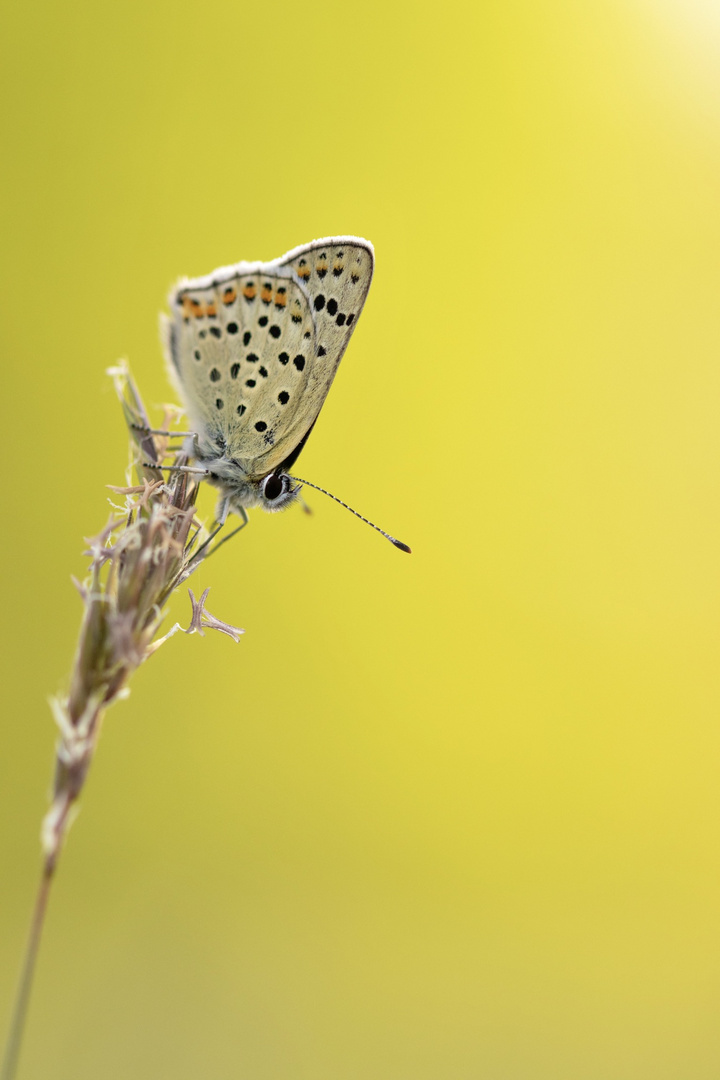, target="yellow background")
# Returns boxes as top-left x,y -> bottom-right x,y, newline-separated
2,1 -> 720,1076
